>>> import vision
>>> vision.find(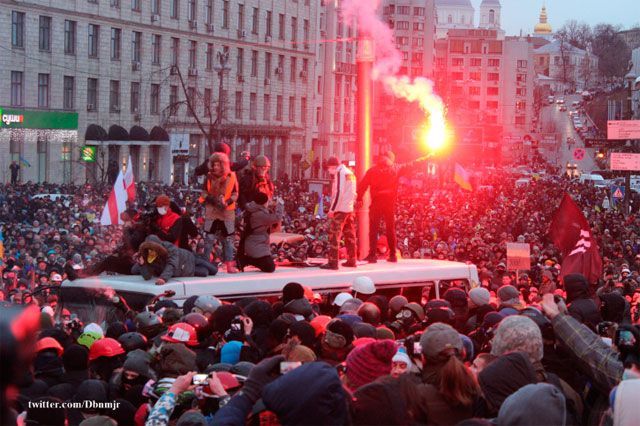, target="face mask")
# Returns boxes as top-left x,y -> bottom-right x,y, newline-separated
157,207 -> 168,215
